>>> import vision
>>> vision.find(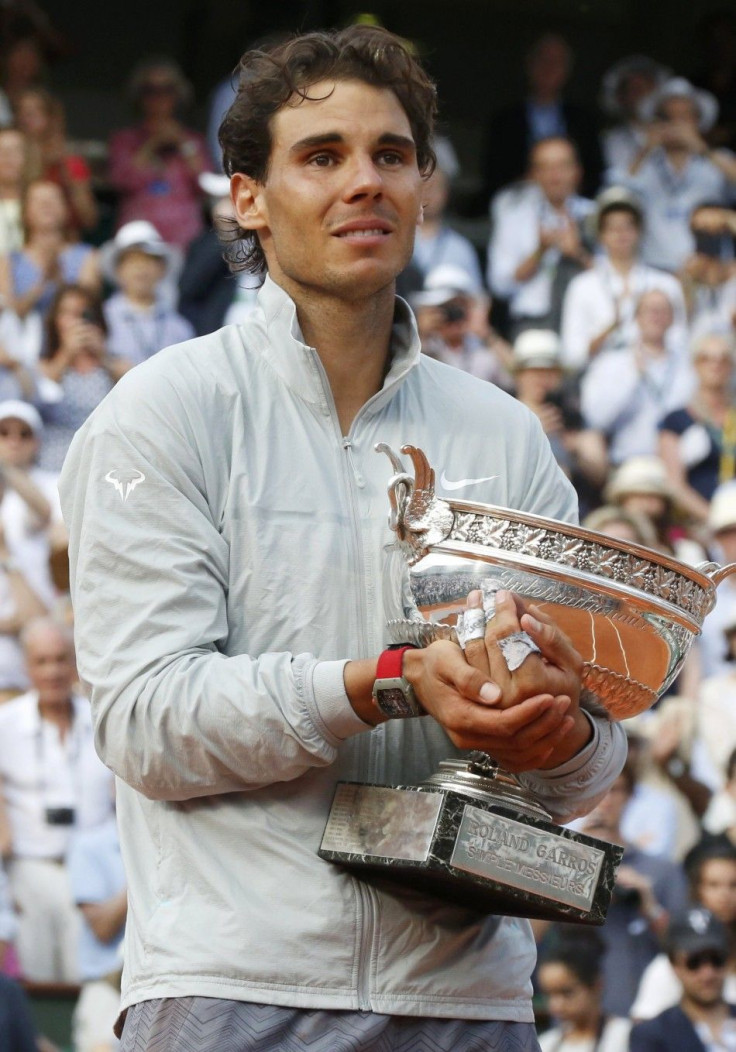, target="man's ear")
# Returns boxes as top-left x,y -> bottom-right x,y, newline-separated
231,172 -> 268,231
